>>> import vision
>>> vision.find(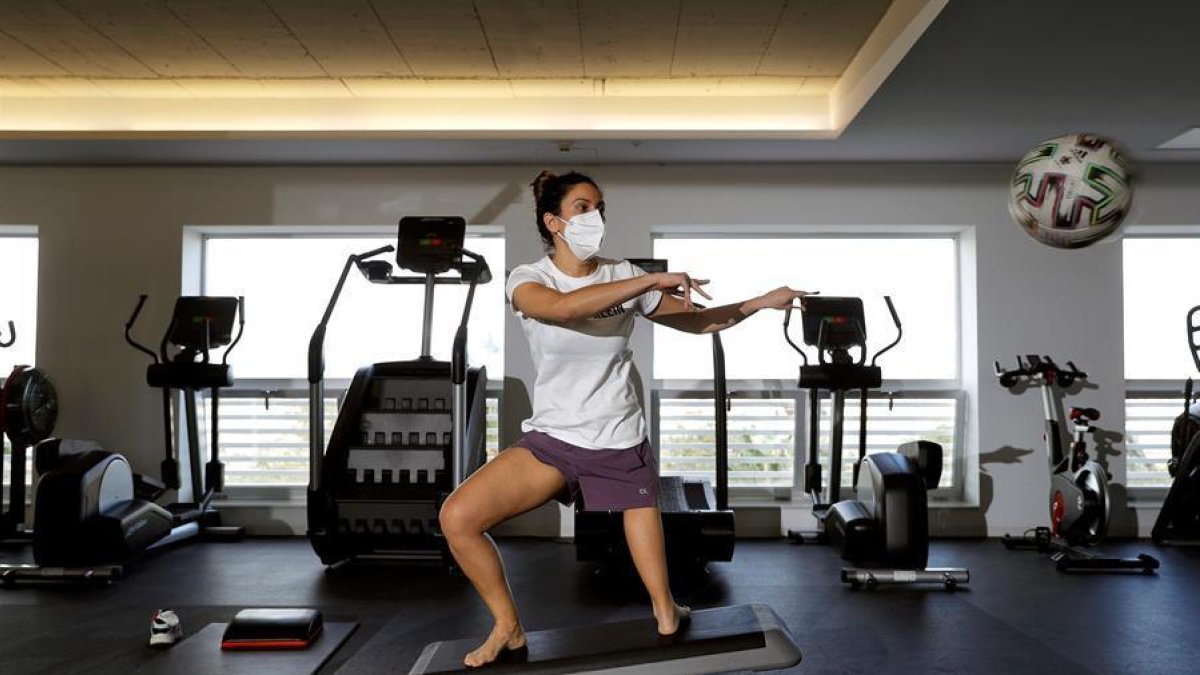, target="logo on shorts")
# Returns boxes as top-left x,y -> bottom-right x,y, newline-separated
639,488 -> 649,495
